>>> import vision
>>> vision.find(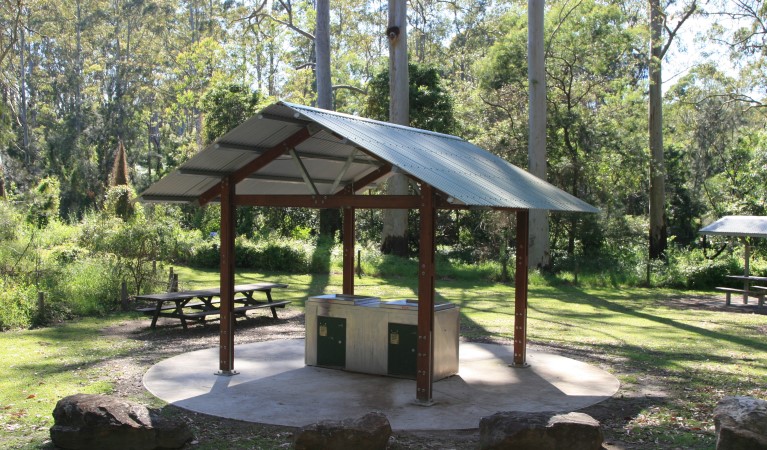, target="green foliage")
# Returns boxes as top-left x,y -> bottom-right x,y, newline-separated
51,256 -> 123,316
104,185 -> 136,220
189,236 -> 311,273
0,277 -> 36,331
201,82 -> 262,143
26,177 -> 62,228
0,199 -> 21,241
80,204 -> 198,295
364,63 -> 457,134
660,248 -> 743,289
